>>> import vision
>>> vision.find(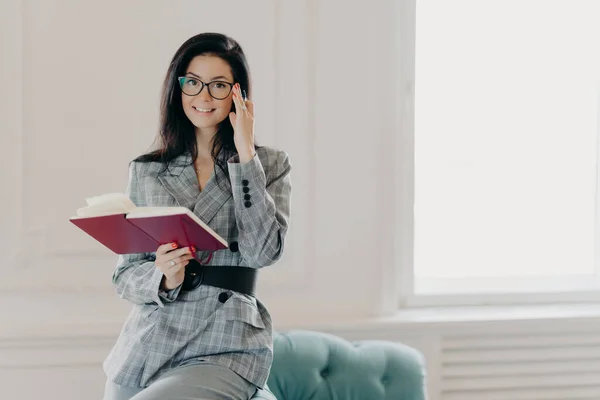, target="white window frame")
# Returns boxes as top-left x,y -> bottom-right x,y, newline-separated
395,0 -> 600,308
